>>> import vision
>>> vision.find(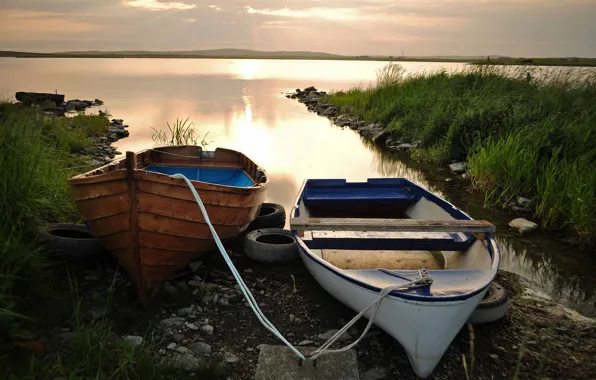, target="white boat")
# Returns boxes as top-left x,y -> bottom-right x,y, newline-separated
289,178 -> 500,378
